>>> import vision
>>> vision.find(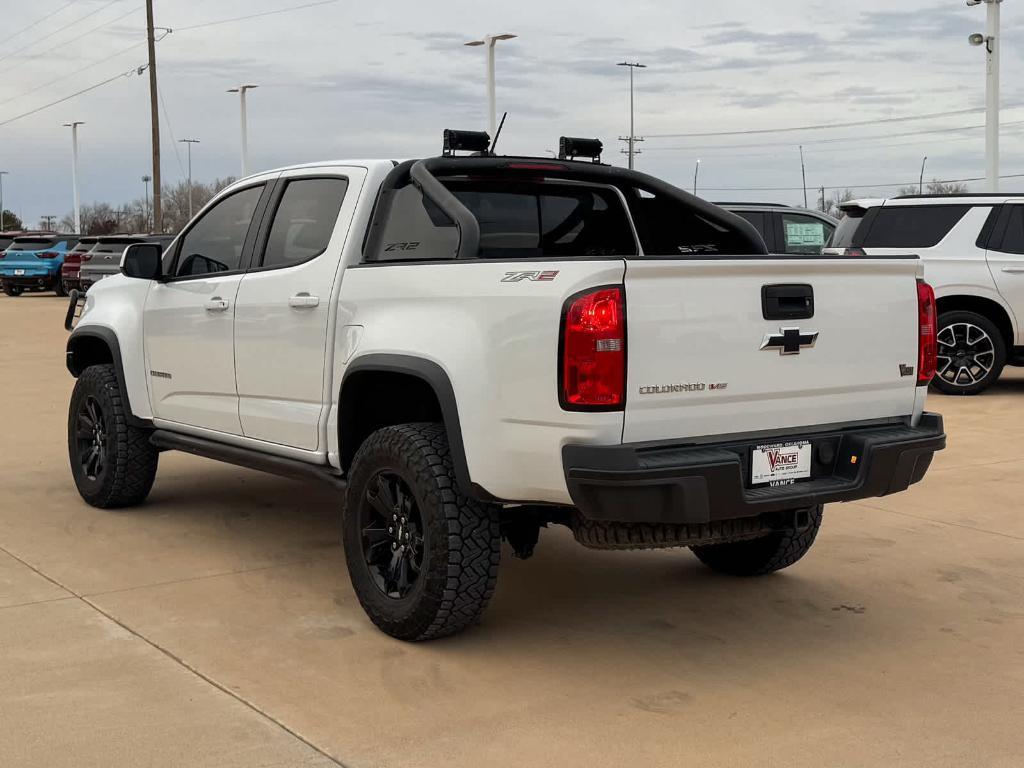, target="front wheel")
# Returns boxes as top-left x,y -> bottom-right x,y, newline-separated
343,423 -> 501,641
3,284 -> 23,297
931,310 -> 1005,396
690,505 -> 823,576
68,365 -> 159,508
